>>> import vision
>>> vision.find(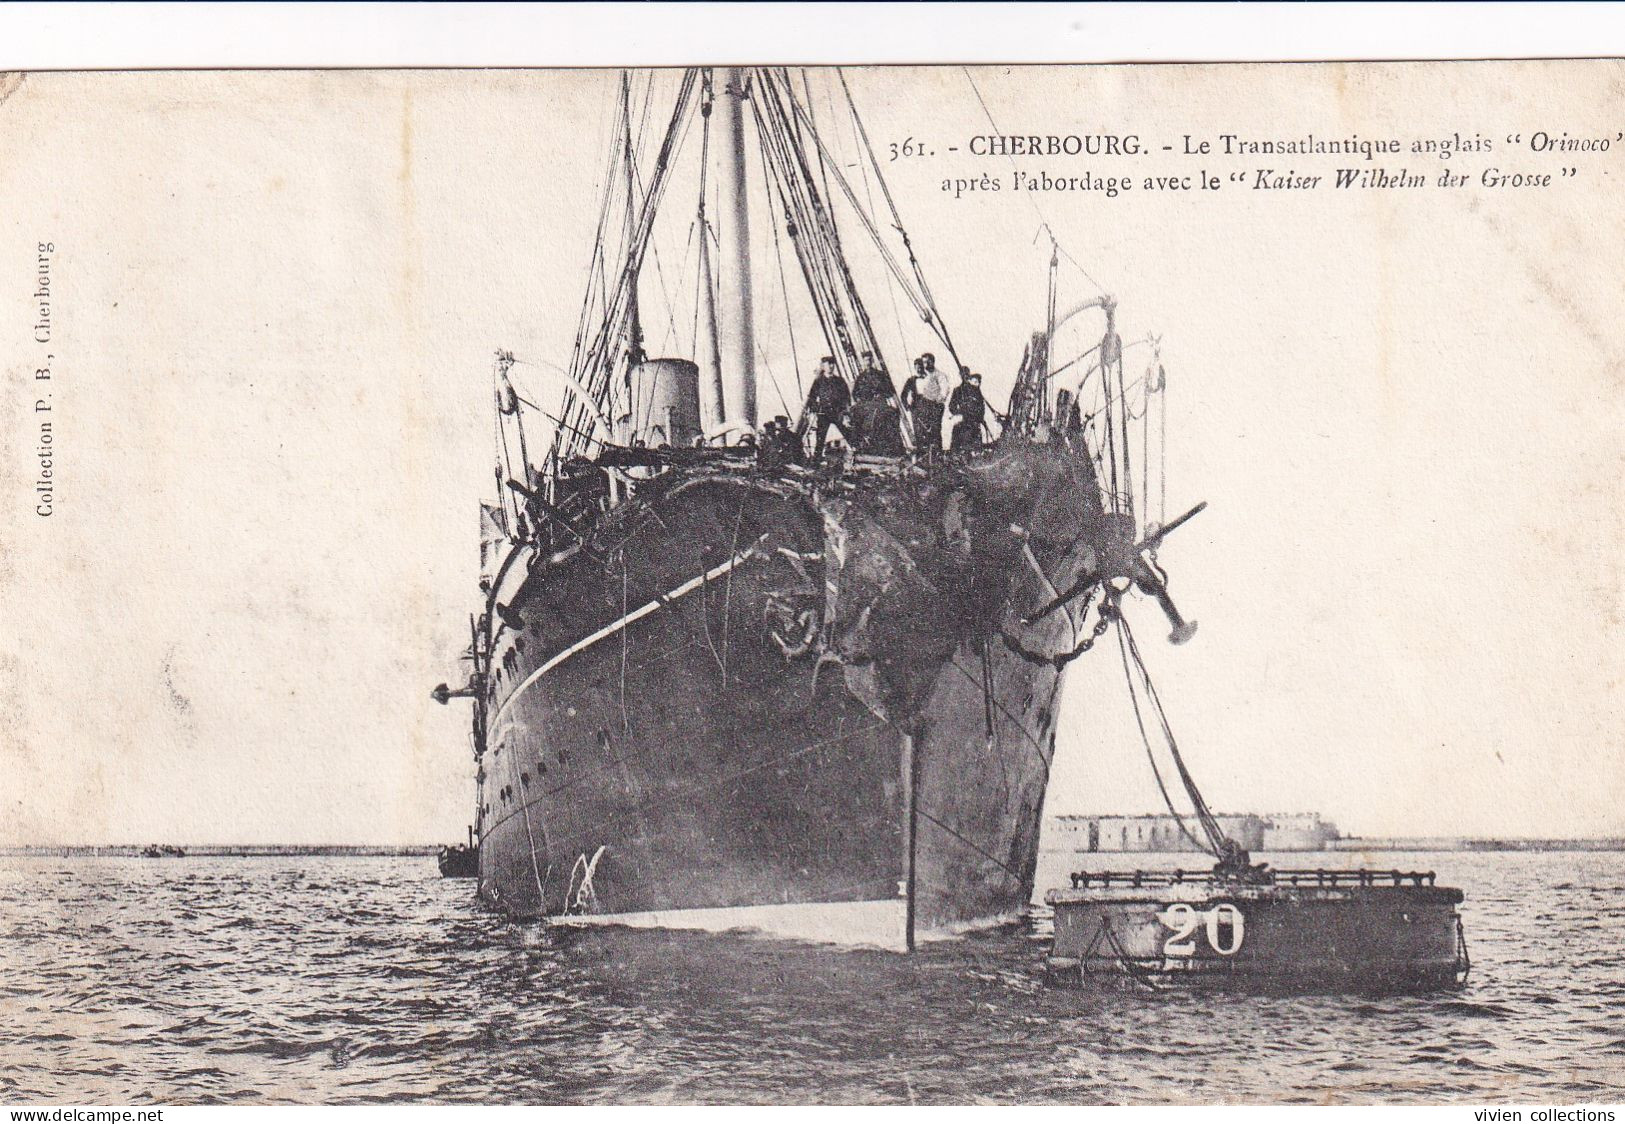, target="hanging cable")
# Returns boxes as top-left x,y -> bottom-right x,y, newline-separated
1117,615 -> 1229,857
1101,351 -> 1119,514
765,70 -> 951,368
558,84 -> 630,464
1155,352 -> 1168,531
1116,618 -> 1211,855
749,71 -> 870,383
691,71 -> 714,363
767,69 -> 882,375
